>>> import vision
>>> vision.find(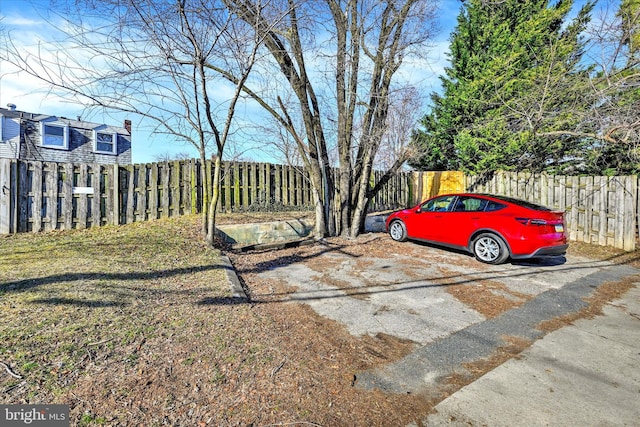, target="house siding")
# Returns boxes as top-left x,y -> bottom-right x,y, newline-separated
0,116 -> 21,159
0,108 -> 132,165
